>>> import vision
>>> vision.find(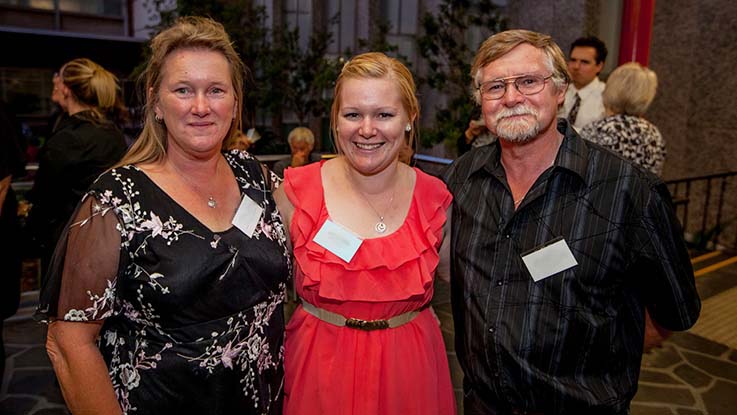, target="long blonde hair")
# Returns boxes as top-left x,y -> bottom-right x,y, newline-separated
330,52 -> 419,164
117,16 -> 247,167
